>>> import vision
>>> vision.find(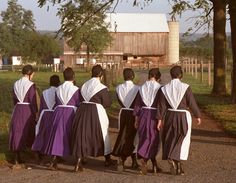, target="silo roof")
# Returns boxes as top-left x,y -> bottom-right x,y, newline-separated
105,13 -> 169,33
